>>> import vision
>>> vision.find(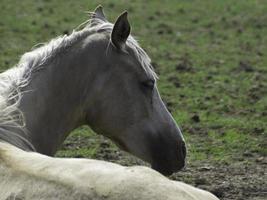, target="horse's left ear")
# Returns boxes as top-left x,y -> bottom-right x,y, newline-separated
111,11 -> 131,51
